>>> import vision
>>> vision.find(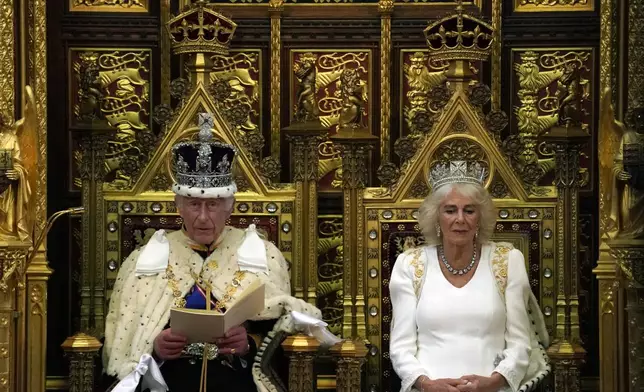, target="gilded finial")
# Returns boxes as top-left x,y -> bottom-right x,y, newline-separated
166,0 -> 237,56
423,1 -> 494,63
198,113 -> 214,141
455,0 -> 464,13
